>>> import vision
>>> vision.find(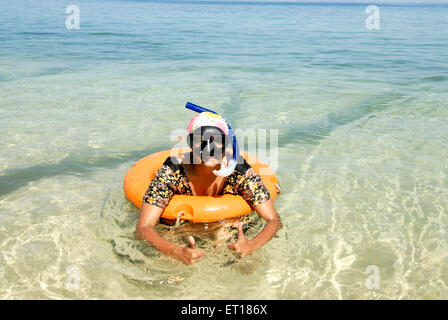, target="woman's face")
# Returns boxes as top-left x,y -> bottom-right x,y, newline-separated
189,127 -> 228,167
